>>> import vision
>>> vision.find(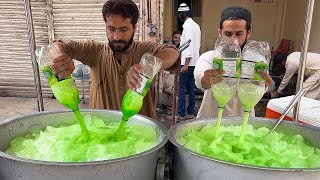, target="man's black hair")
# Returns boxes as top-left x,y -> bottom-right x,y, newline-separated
172,30 -> 182,36
178,11 -> 193,21
219,6 -> 251,31
102,0 -> 139,25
